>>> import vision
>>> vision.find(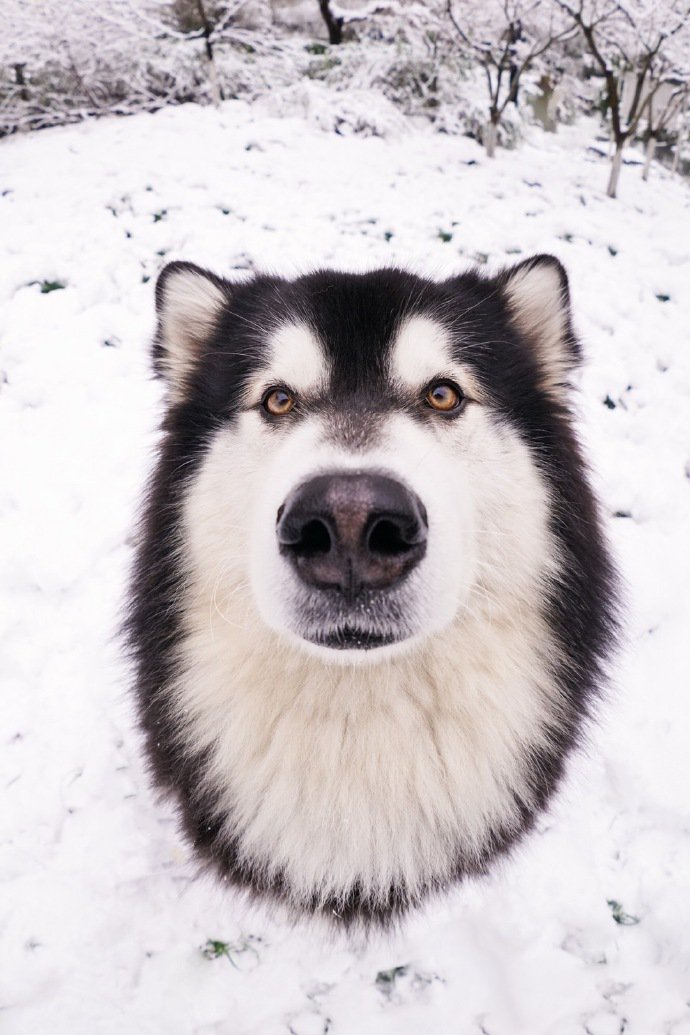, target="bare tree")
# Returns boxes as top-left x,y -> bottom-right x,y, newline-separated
447,0 -> 576,156
670,100 -> 690,173
148,0 -> 256,106
165,0 -> 259,104
553,0 -> 690,197
168,0 -> 224,104
640,80 -> 688,180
